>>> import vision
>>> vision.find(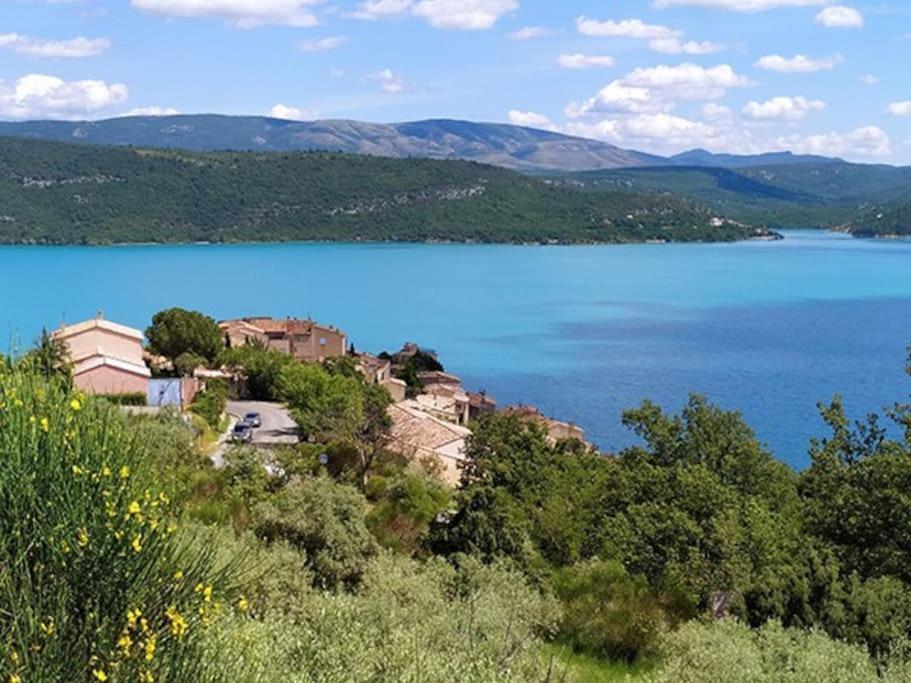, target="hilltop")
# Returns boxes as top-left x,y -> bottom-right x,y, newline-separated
0,136 -> 759,245
0,115 -> 662,173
